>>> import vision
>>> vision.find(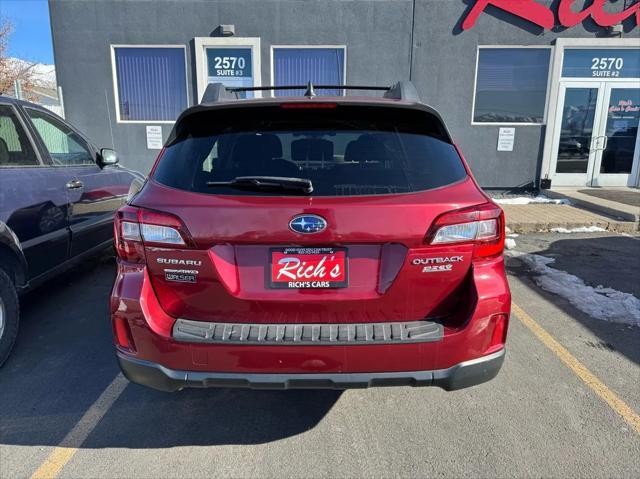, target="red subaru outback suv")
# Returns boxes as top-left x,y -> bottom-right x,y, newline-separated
111,82 -> 510,392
